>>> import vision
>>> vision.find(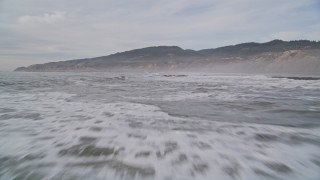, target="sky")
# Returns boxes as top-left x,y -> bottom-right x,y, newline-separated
0,0 -> 319,70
